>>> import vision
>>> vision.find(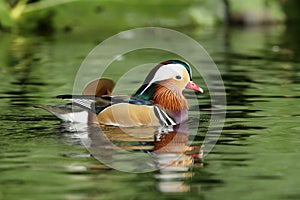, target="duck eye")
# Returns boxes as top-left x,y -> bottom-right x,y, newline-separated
175,75 -> 182,80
